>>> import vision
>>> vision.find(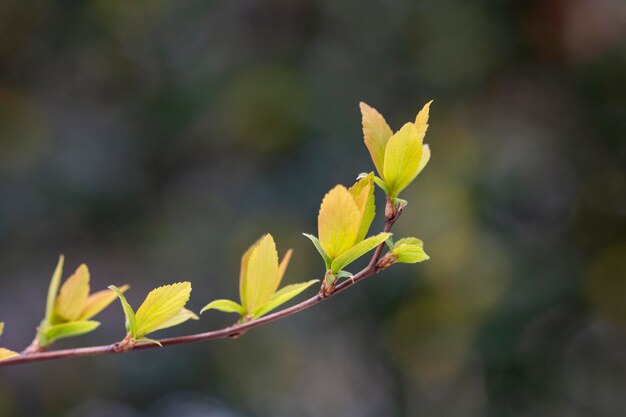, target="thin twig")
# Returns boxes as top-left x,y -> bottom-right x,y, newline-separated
0,203 -> 399,368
